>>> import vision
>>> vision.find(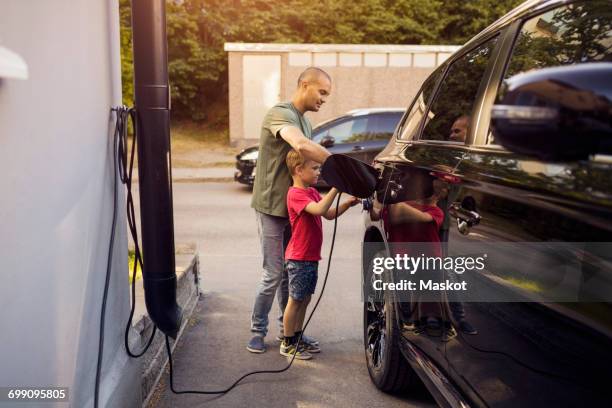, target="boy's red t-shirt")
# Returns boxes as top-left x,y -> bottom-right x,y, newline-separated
384,202 -> 445,256
285,186 -> 323,261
